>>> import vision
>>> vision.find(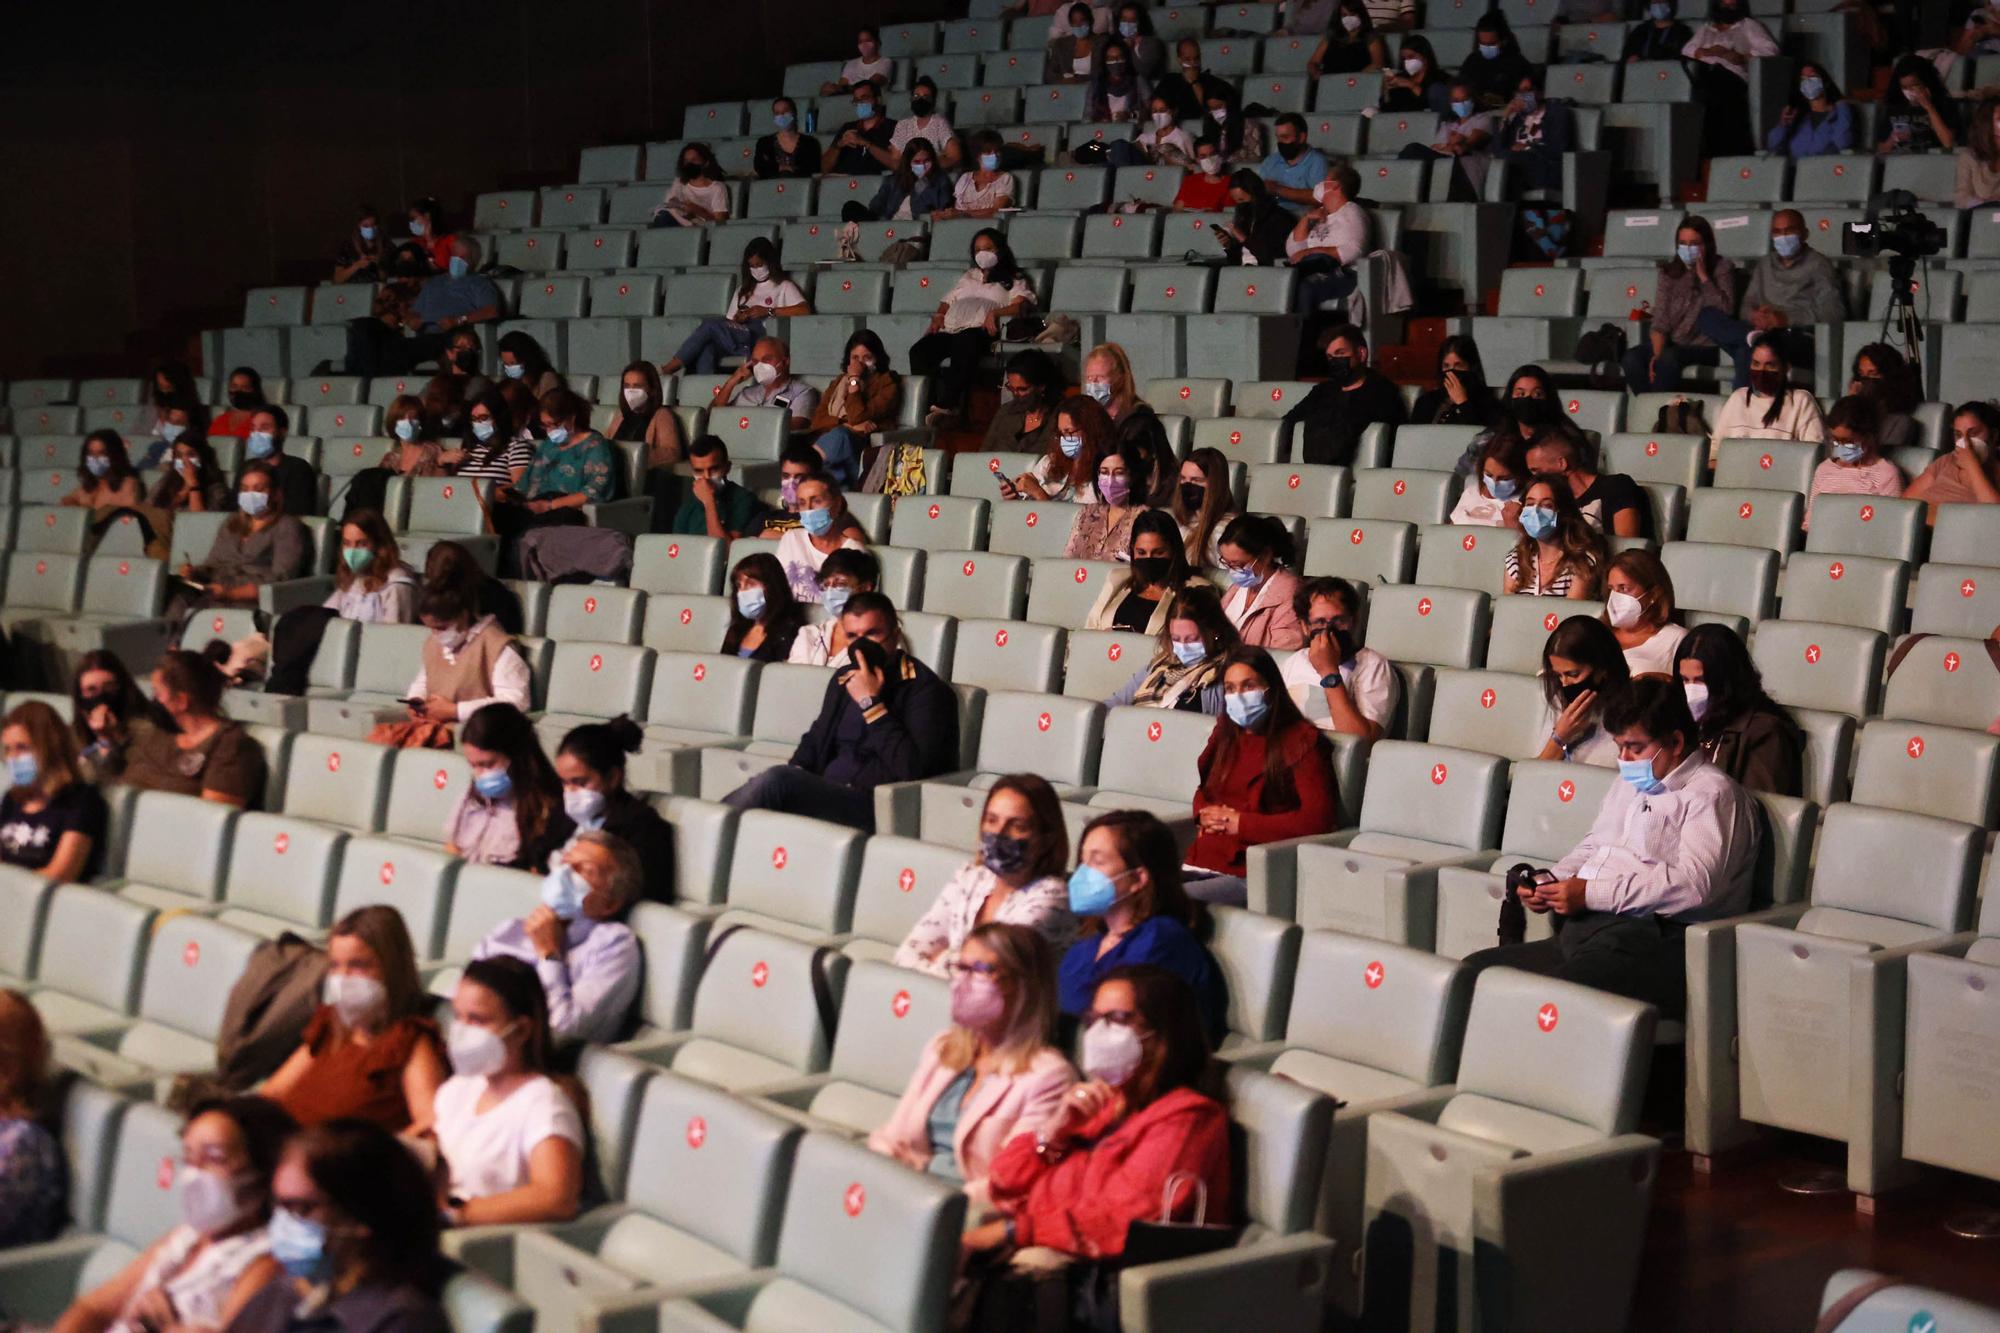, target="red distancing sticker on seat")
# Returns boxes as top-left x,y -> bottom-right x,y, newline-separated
928,504 -> 940,519
380,862 -> 396,886
1287,474 -> 1301,489
1073,567 -> 1088,583
1430,763 -> 1447,785
1543,612 -> 1560,631
1037,713 -> 1052,732
771,846 -> 787,870
844,1182 -> 866,1217
751,960 -> 769,987
1907,736 -> 1925,759
898,867 -> 915,893
1417,597 -> 1432,616
1558,779 -> 1575,803
1945,651 -> 1961,673
1461,533 -> 1476,551
994,629 -> 1009,647
1025,511 -> 1039,528
274,833 -> 290,855
1804,644 -> 1821,664
434,768 -> 450,790
891,989 -> 911,1018
1107,643 -> 1123,661
1828,562 -> 1844,581
327,752 -> 342,773
589,654 -> 604,672
686,1116 -> 706,1148
679,607 -> 694,625
1364,960 -> 1384,989
1480,688 -> 1496,709
584,596 -> 597,614
1537,1002 -> 1559,1031
692,663 -> 707,682
1147,720 -> 1163,742
1349,528 -> 1364,545
183,941 -> 200,967
158,1157 -> 175,1189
